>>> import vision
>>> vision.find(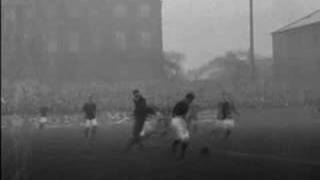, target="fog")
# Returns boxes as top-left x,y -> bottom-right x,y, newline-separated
1,1 -> 320,180
163,0 -> 320,69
